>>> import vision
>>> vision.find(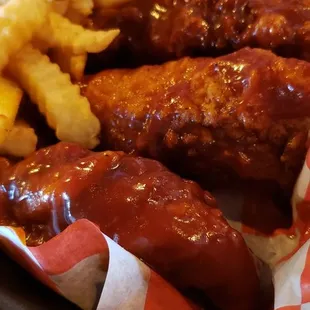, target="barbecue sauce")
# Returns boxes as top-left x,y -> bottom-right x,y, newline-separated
0,142 -> 259,310
87,0 -> 310,72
